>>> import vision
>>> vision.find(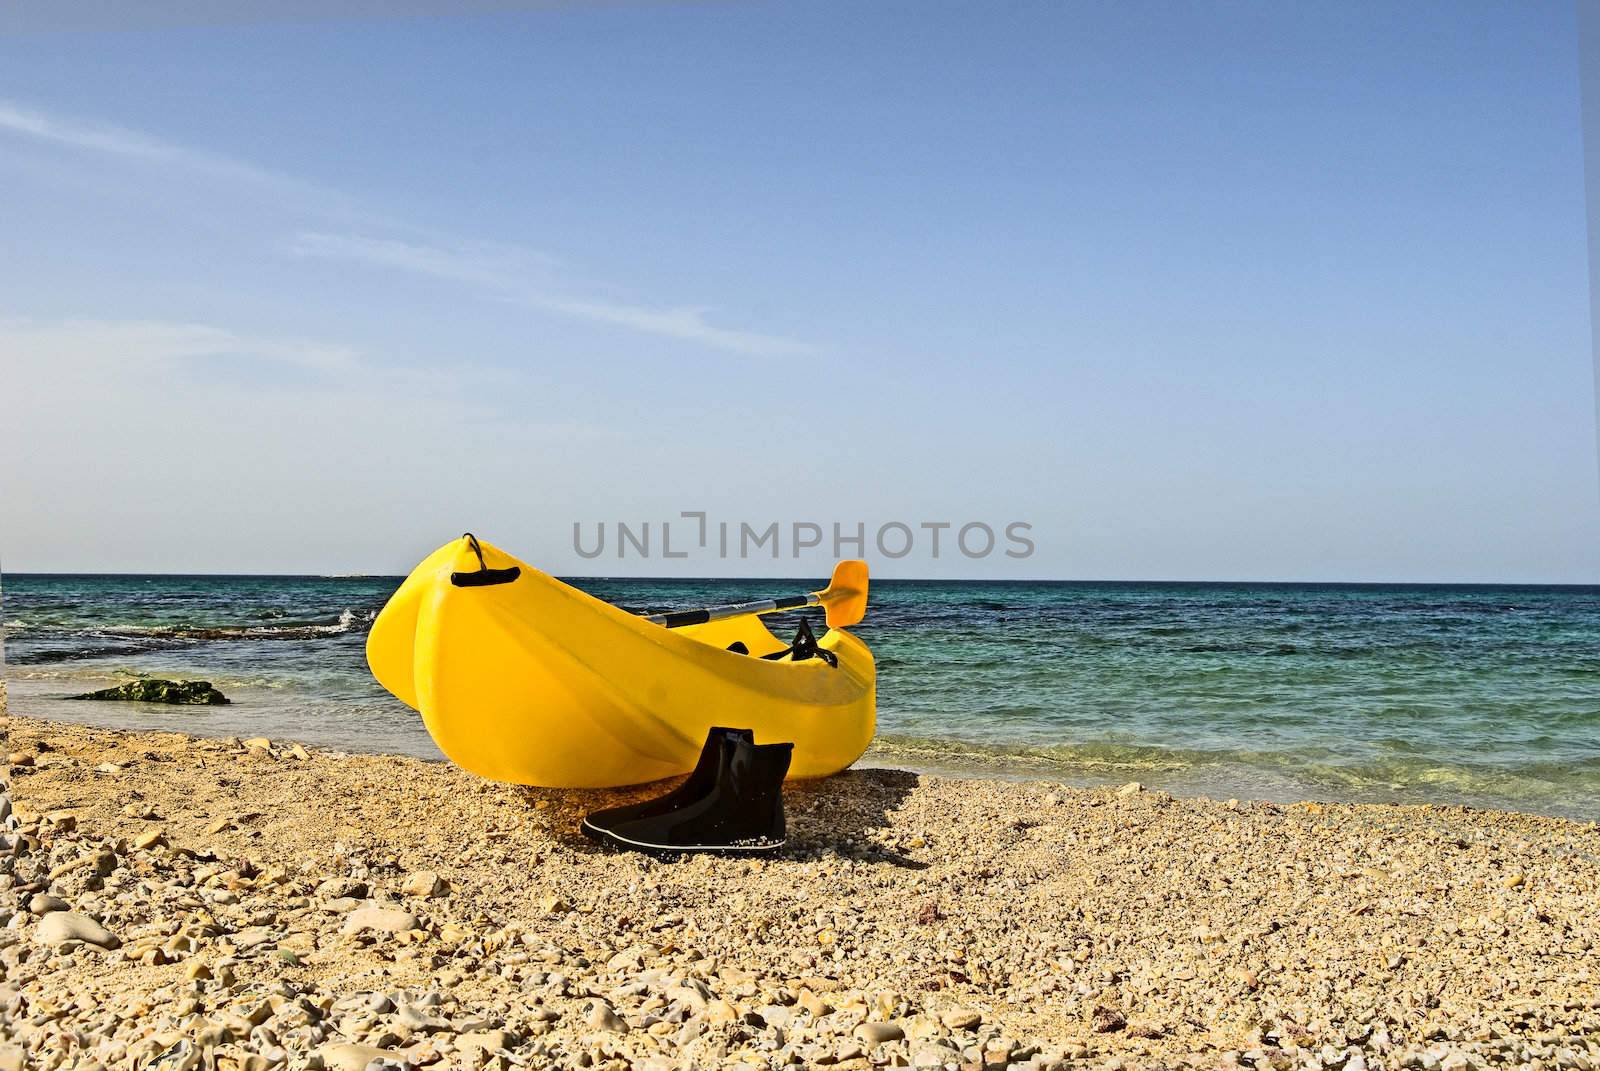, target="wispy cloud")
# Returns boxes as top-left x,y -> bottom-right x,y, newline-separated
0,312 -> 583,432
0,315 -> 361,374
0,100 -> 168,158
0,99 -> 328,199
287,232 -> 559,289
0,98 -> 818,358
289,231 -> 817,357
